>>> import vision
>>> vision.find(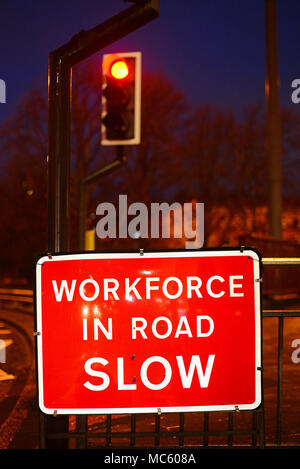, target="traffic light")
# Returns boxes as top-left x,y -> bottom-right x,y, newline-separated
101,52 -> 141,145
